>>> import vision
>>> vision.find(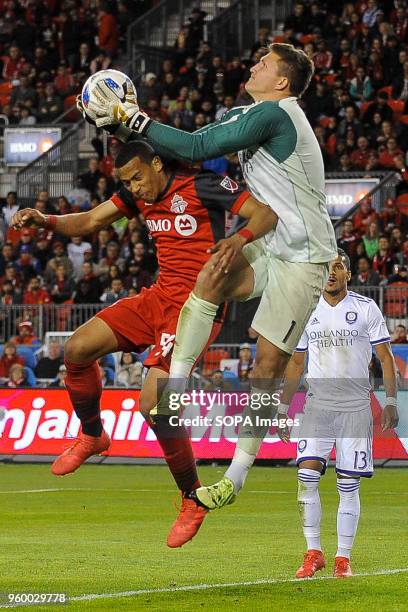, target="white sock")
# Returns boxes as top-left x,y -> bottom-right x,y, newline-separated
225,387 -> 278,493
336,478 -> 360,559
225,449 -> 254,493
298,468 -> 322,551
168,292 -> 219,393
